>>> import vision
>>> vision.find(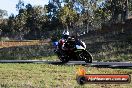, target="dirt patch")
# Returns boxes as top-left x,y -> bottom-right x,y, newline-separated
0,40 -> 49,48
